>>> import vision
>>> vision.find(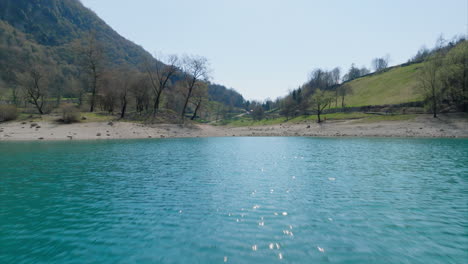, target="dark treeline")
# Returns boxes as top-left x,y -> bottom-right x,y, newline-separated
246,35 -> 467,123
